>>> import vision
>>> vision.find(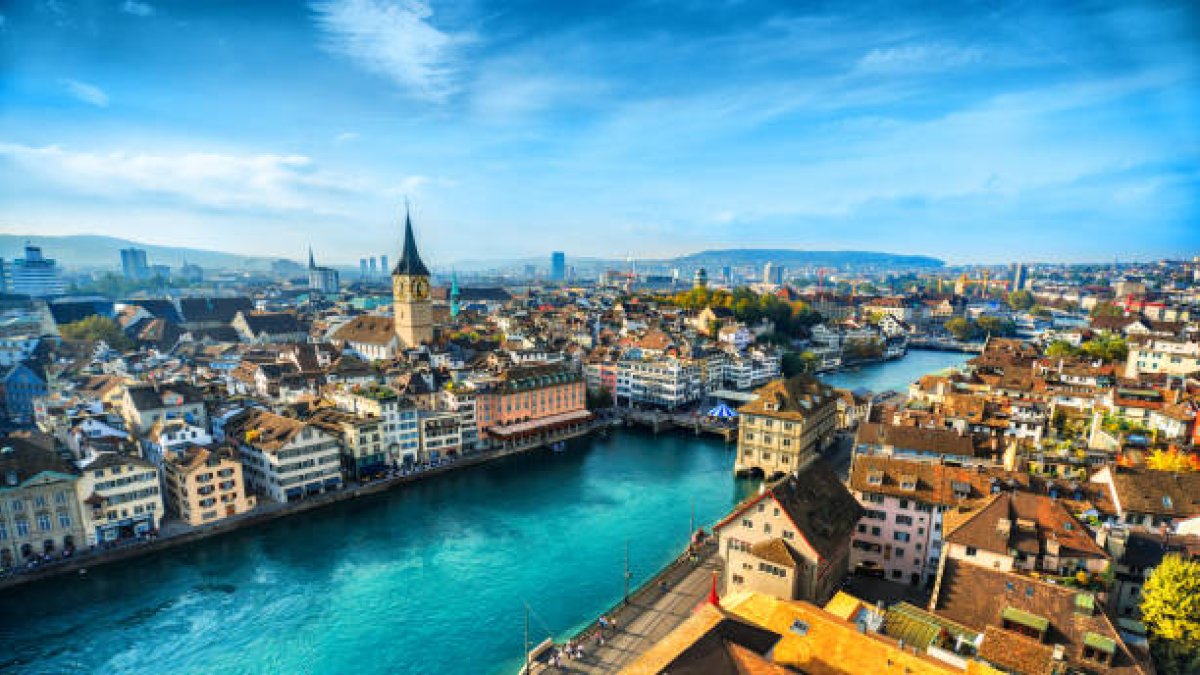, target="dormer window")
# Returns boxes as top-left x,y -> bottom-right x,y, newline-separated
899,475 -> 917,491
1163,496 -> 1173,510
1082,633 -> 1116,665
867,471 -> 883,486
